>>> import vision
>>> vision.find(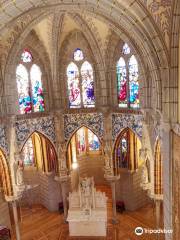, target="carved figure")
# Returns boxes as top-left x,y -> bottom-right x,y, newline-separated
16,160 -> 24,186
